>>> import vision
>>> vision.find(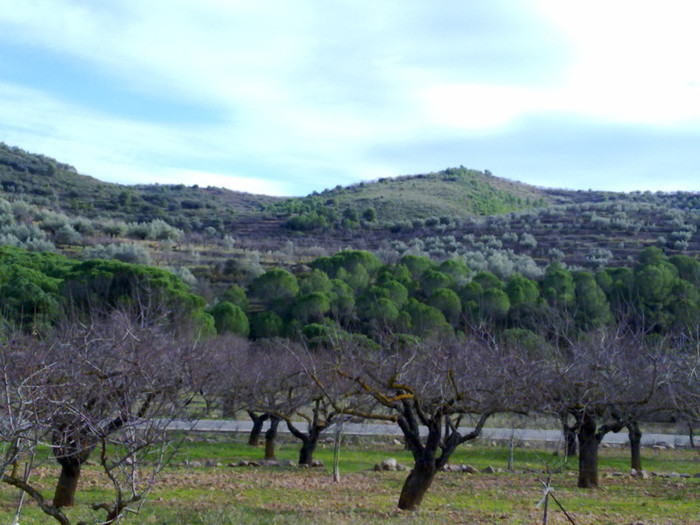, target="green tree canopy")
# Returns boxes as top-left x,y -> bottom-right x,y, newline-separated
299,269 -> 332,295
293,292 -> 331,324
573,272 -> 611,329
505,273 -> 539,307
428,288 -> 462,325
542,262 -> 575,308
399,255 -> 435,281
420,269 -> 456,297
248,267 -> 299,313
220,284 -> 249,311
472,271 -> 503,291
250,311 -> 284,339
210,301 -> 250,337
